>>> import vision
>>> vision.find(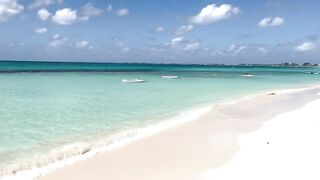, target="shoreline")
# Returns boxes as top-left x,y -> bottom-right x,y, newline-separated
1,106 -> 213,180
2,59 -> 319,67
2,84 -> 320,180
